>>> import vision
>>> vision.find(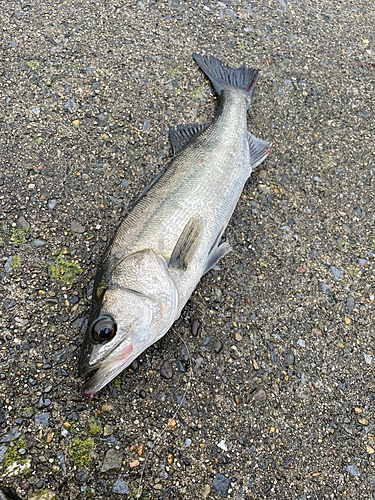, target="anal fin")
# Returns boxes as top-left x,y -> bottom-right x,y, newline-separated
169,215 -> 203,271
248,132 -> 272,170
